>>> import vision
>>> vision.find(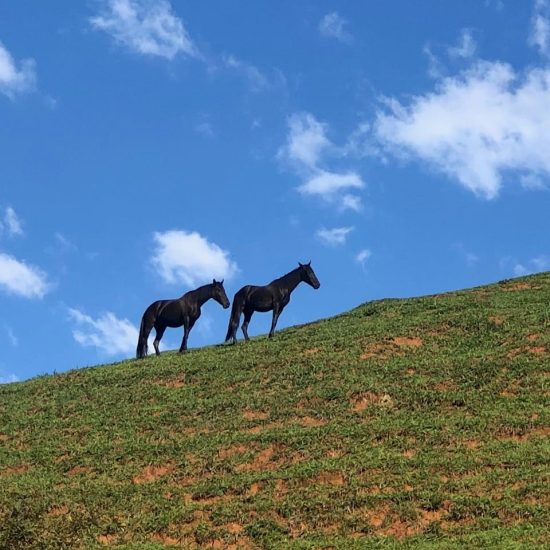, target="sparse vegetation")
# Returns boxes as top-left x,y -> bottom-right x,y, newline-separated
1,273 -> 549,549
